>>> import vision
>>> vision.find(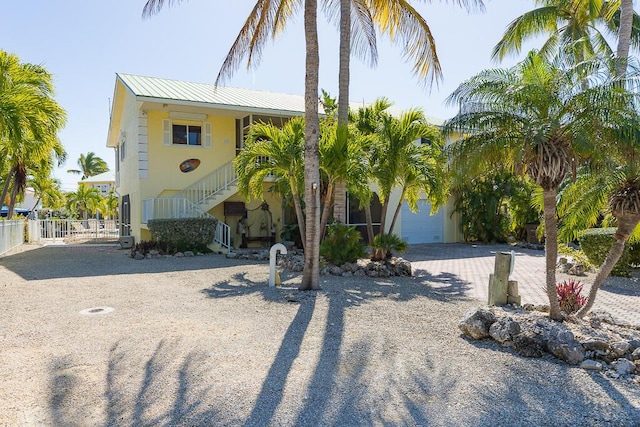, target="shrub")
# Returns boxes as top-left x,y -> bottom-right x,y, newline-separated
148,217 -> 218,253
556,279 -> 586,314
578,228 -> 631,277
371,233 -> 407,261
320,222 -> 365,265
